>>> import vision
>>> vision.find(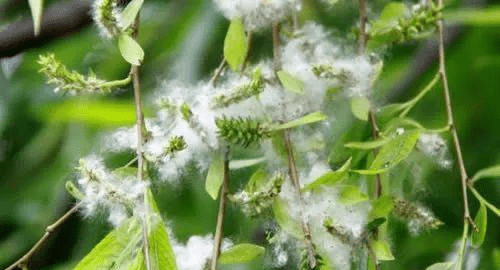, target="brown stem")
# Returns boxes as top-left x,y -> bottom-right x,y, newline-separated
436,0 -> 474,231
129,15 -> 152,270
210,149 -> 230,270
357,0 -> 368,55
210,59 -> 227,87
5,202 -> 83,270
272,21 -> 282,71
